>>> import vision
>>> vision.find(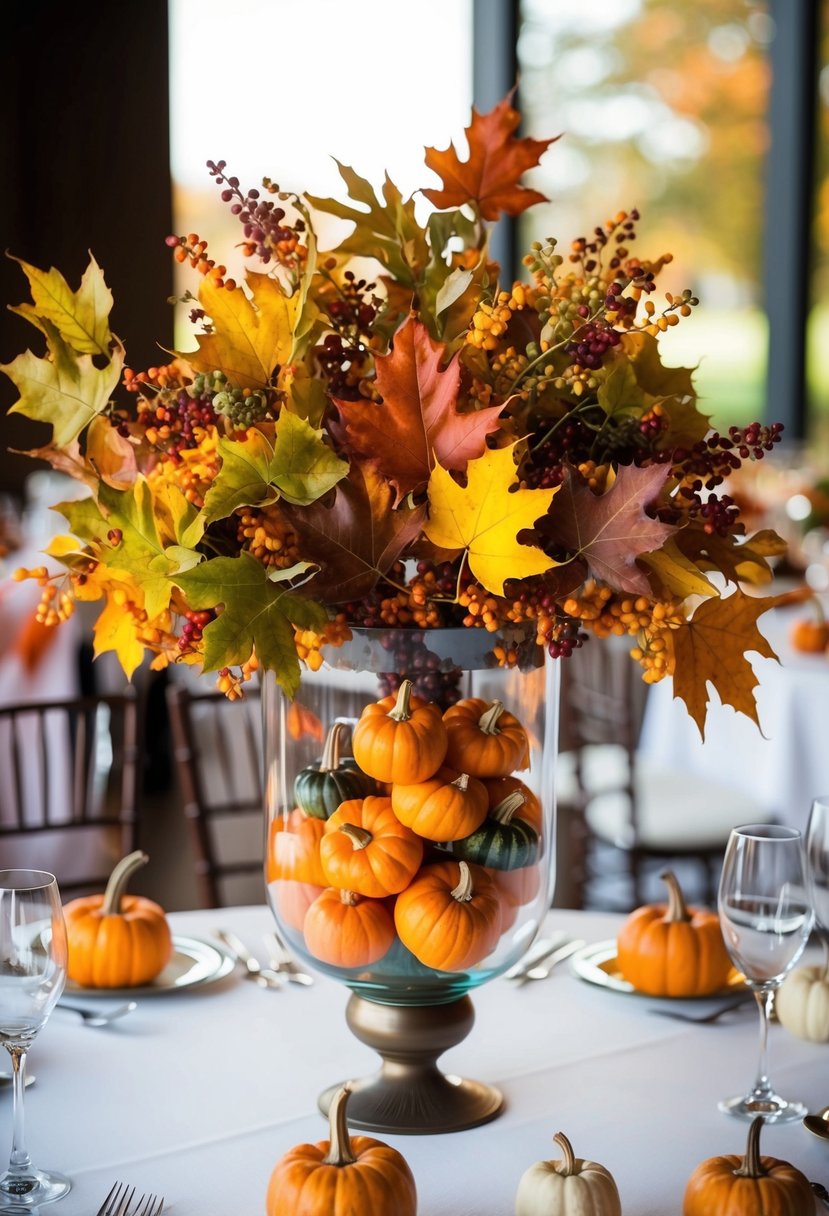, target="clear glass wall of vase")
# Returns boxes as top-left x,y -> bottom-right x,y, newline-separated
262,625 -> 558,1133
